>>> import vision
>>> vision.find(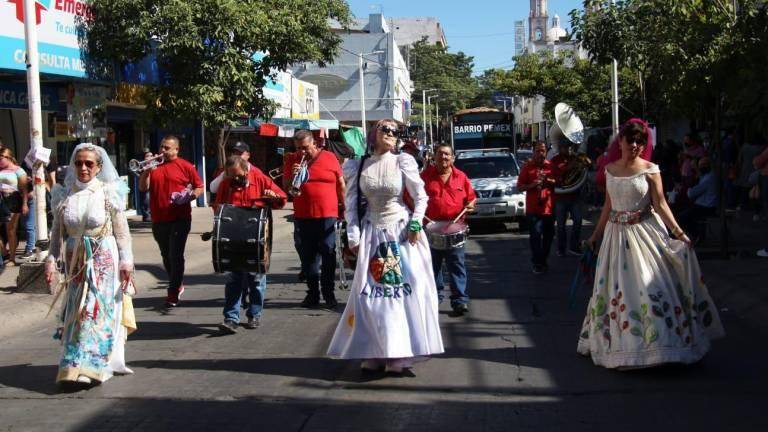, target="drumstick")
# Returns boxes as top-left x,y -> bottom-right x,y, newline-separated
452,207 -> 469,224
423,216 -> 434,223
